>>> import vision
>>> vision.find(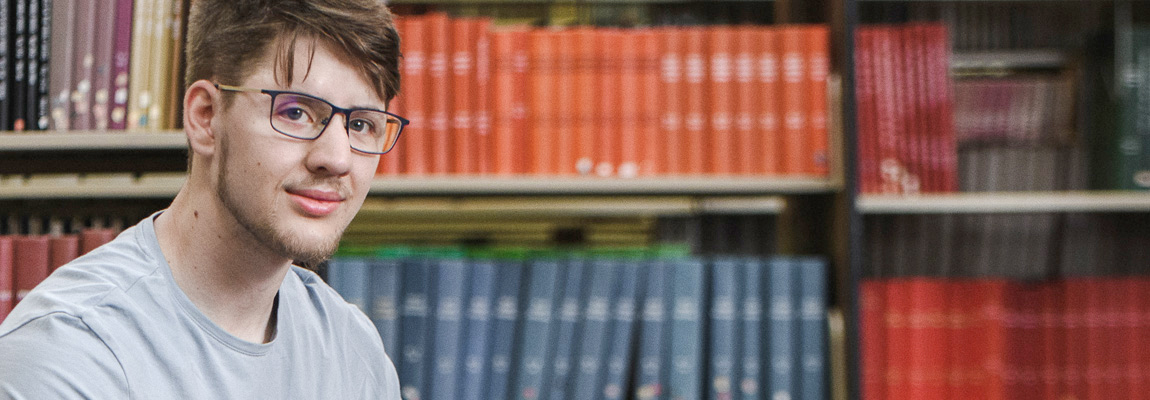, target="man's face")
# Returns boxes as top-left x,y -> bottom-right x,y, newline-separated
212,38 -> 382,265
